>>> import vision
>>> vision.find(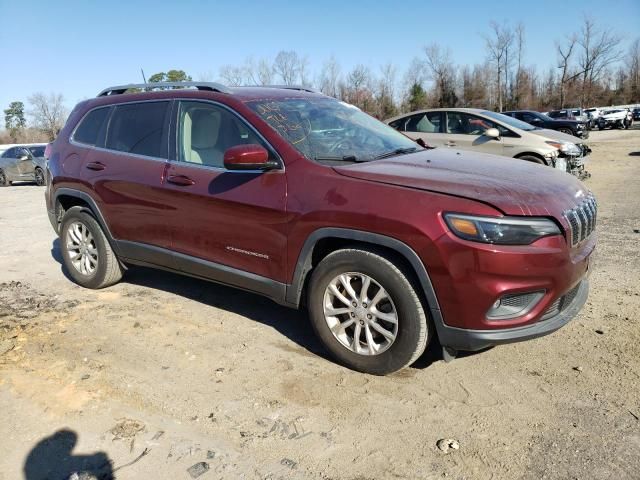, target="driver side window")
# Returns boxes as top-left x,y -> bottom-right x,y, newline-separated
178,101 -> 272,168
446,113 -> 510,136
